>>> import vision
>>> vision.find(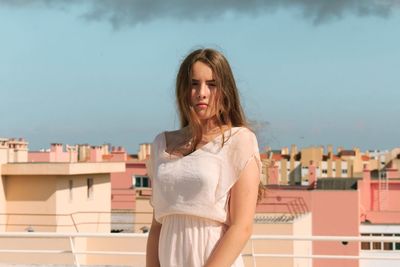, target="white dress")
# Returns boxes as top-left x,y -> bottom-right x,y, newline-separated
147,127 -> 261,267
